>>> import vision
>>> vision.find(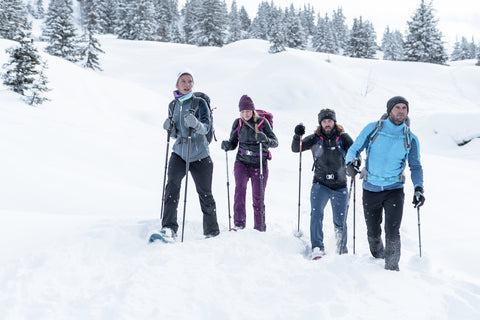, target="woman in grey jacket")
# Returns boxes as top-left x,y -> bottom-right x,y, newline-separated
161,70 -> 220,240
